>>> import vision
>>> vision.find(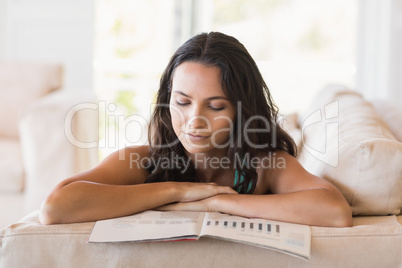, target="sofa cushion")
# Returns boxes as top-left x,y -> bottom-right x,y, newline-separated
19,91 -> 99,212
371,99 -> 402,142
0,61 -> 63,138
0,211 -> 401,267
0,139 -> 24,193
298,85 -> 402,215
